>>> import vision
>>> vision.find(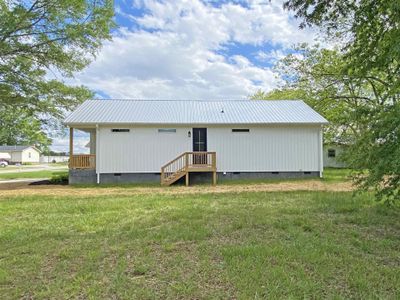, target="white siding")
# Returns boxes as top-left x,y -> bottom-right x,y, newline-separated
21,148 -> 40,163
98,126 -> 191,173
97,125 -> 321,173
208,125 -> 320,172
